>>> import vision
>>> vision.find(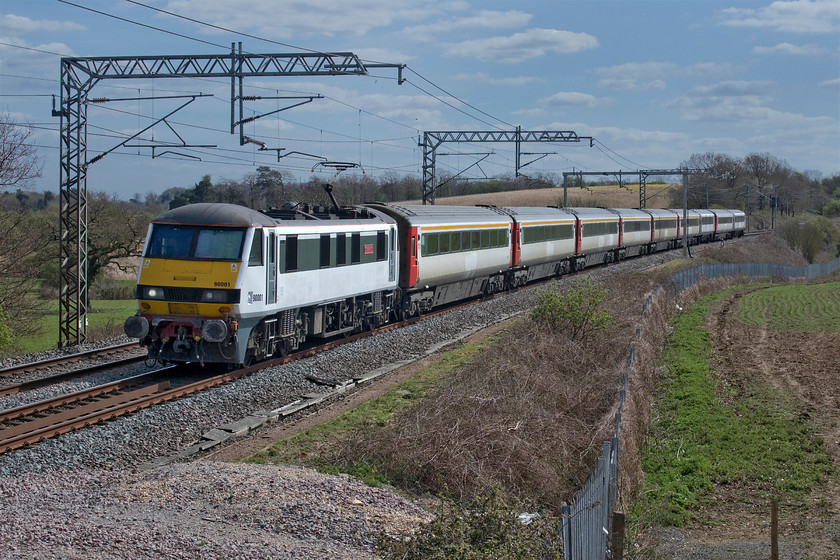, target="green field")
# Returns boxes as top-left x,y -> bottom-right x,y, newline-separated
735,281 -> 840,332
19,298 -> 137,355
636,287 -> 833,528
